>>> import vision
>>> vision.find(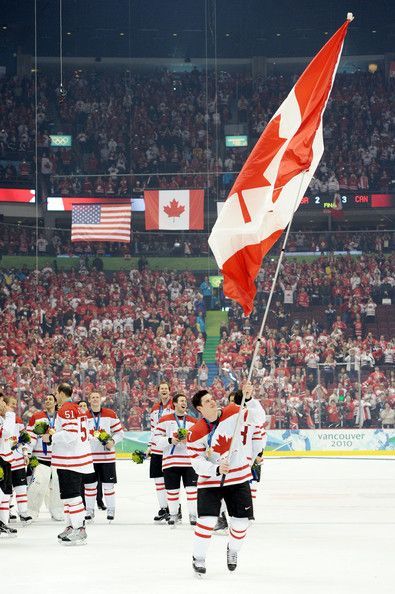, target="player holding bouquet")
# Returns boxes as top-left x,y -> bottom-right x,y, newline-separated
84,391 -> 124,522
2,396 -> 32,524
50,384 -> 94,545
26,393 -> 63,521
0,394 -> 17,537
153,393 -> 197,527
